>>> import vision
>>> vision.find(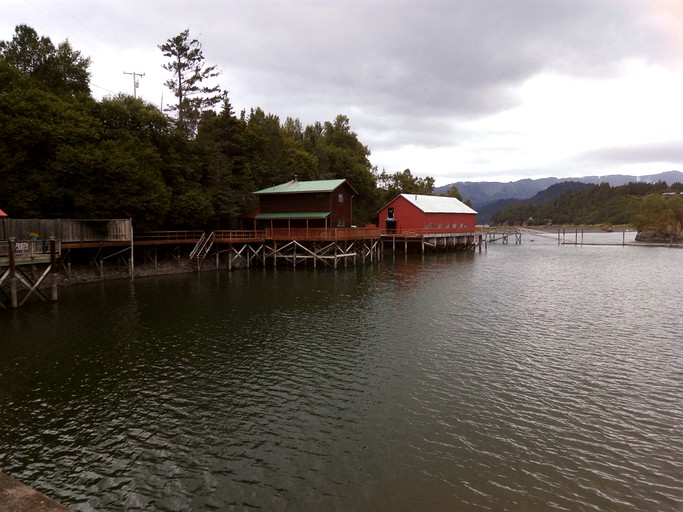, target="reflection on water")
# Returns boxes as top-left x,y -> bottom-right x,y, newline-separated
1,239 -> 682,511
